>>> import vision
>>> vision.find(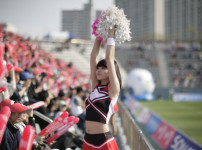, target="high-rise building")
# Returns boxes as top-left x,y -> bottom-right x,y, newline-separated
116,0 -> 157,41
116,0 -> 202,41
62,0 -> 95,39
165,0 -> 202,41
